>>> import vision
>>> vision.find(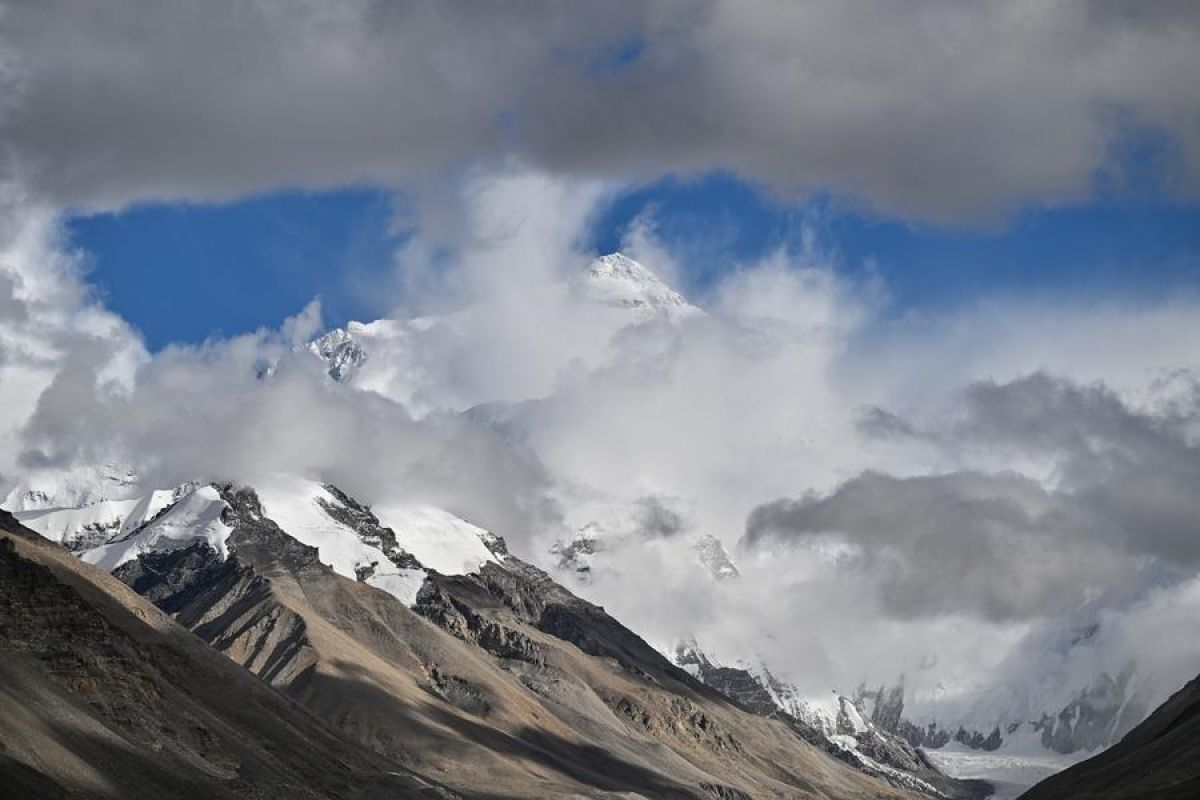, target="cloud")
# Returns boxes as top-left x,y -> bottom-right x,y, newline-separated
743,373 -> 1200,621
3,1 -> 1200,219
0,190 -> 146,484
743,469 -> 1130,622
